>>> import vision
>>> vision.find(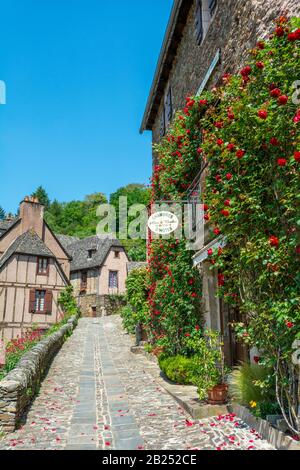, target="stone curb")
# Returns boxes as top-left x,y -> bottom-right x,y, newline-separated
228,404 -> 300,451
0,314 -> 79,433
